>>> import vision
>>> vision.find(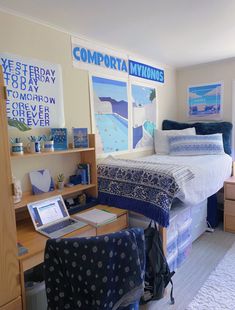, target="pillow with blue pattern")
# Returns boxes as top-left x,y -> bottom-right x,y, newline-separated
168,134 -> 225,156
